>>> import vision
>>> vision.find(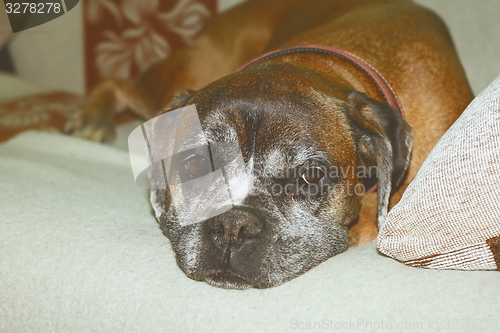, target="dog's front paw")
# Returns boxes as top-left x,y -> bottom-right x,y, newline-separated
65,107 -> 116,143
